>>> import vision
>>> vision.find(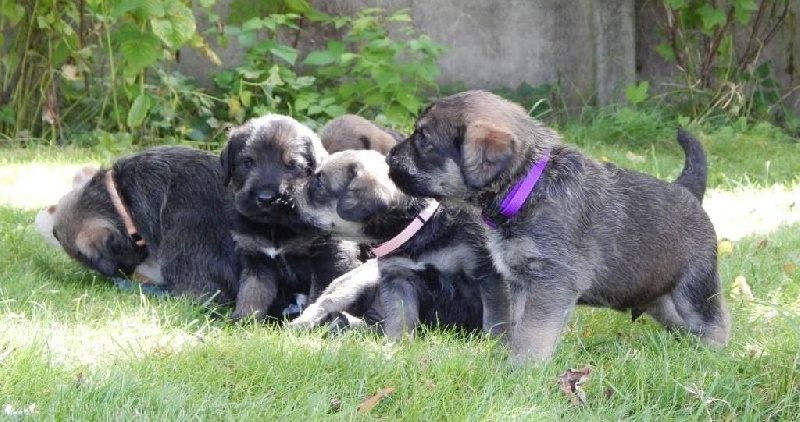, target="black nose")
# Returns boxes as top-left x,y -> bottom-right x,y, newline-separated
254,190 -> 275,205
